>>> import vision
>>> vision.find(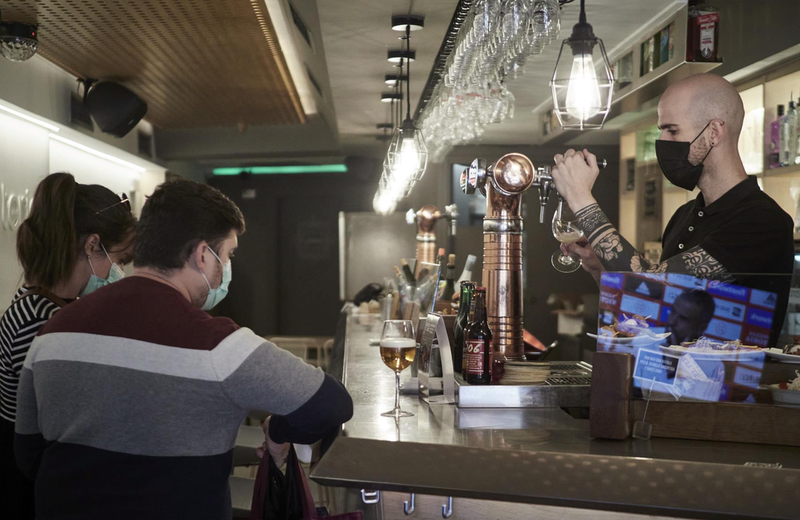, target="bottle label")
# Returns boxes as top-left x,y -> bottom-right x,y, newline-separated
697,12 -> 718,59
466,339 -> 490,375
